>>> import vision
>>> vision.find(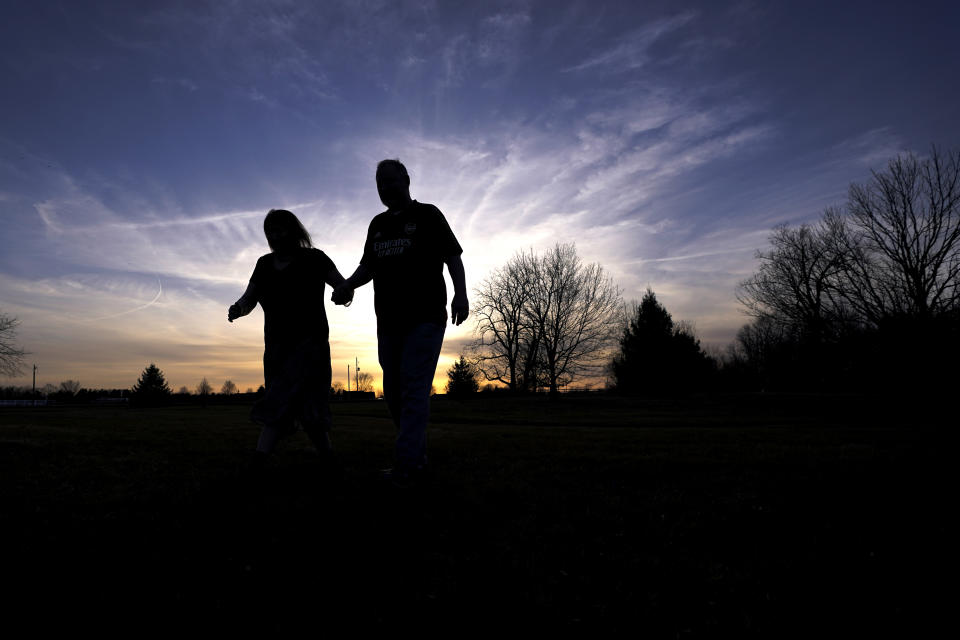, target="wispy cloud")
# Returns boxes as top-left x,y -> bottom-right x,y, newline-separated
89,277 -> 163,321
828,127 -> 906,169
4,1 -> 950,389
563,11 -> 698,73
630,247 -> 756,265
351,78 -> 773,345
8,78 -> 774,385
